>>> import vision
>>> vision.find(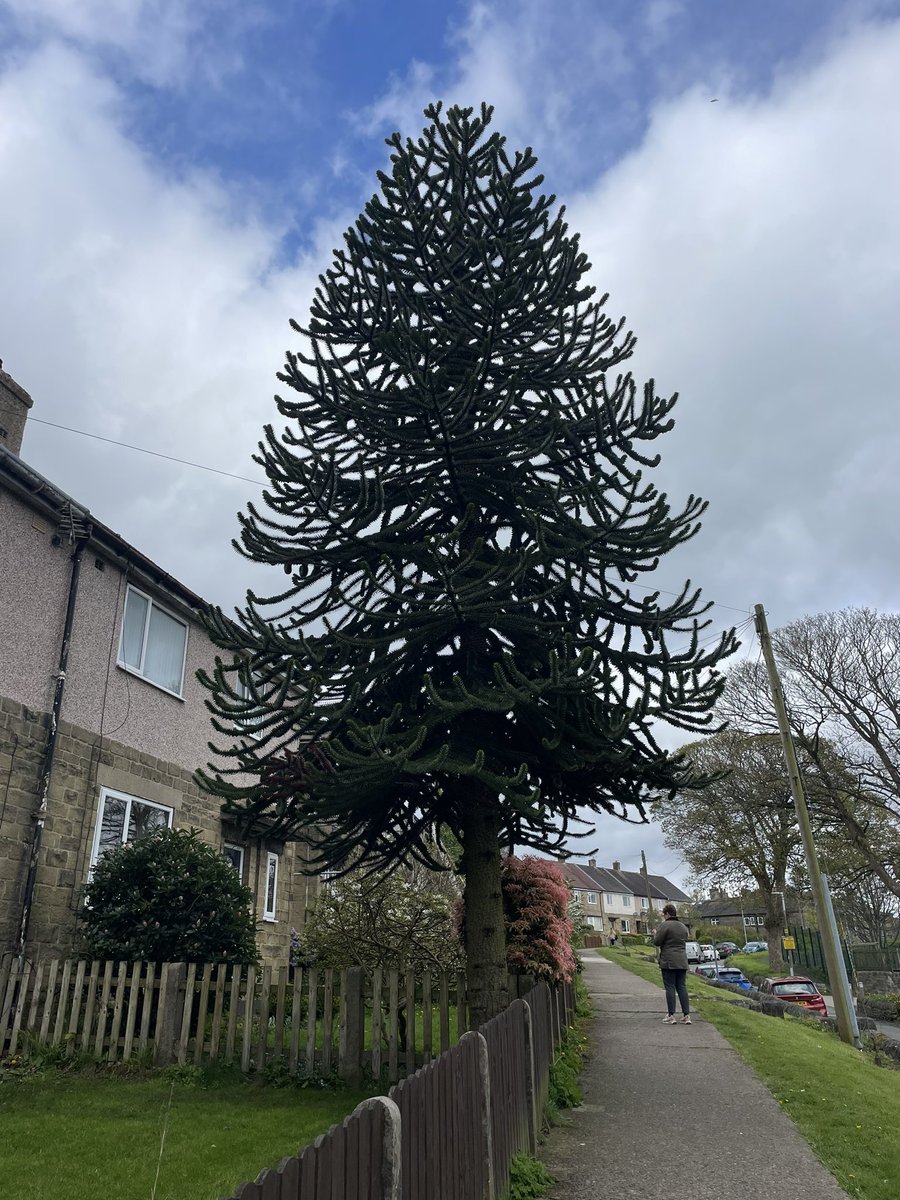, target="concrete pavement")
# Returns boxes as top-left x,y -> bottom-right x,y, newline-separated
541,953 -> 849,1200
